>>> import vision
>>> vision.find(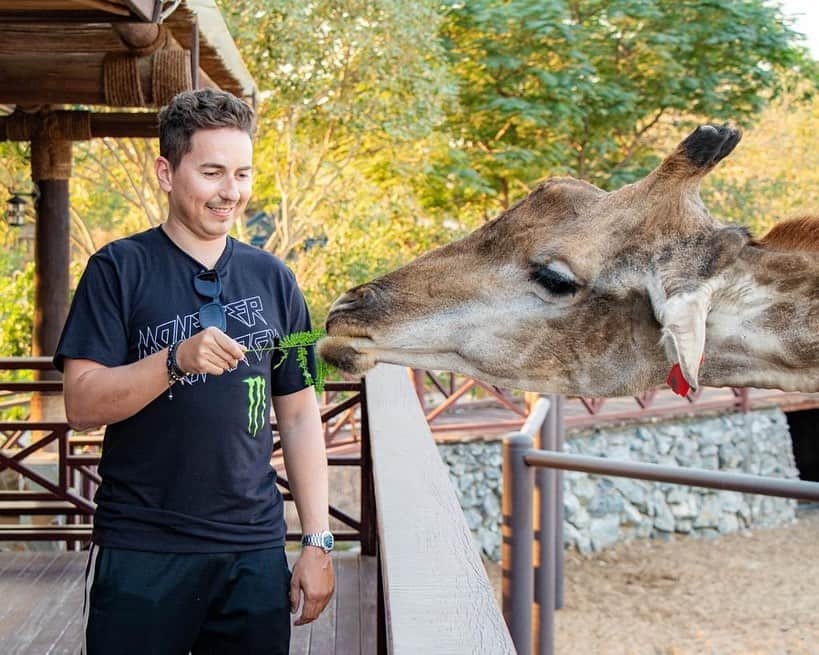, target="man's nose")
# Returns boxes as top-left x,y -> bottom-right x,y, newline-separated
220,178 -> 241,201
